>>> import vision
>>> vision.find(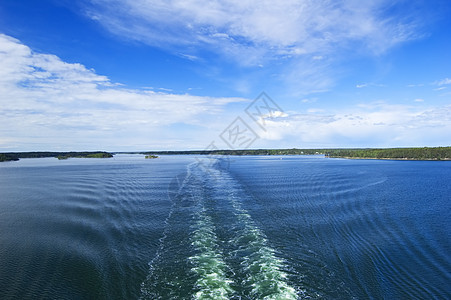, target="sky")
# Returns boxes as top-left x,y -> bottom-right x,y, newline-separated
0,0 -> 450,151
